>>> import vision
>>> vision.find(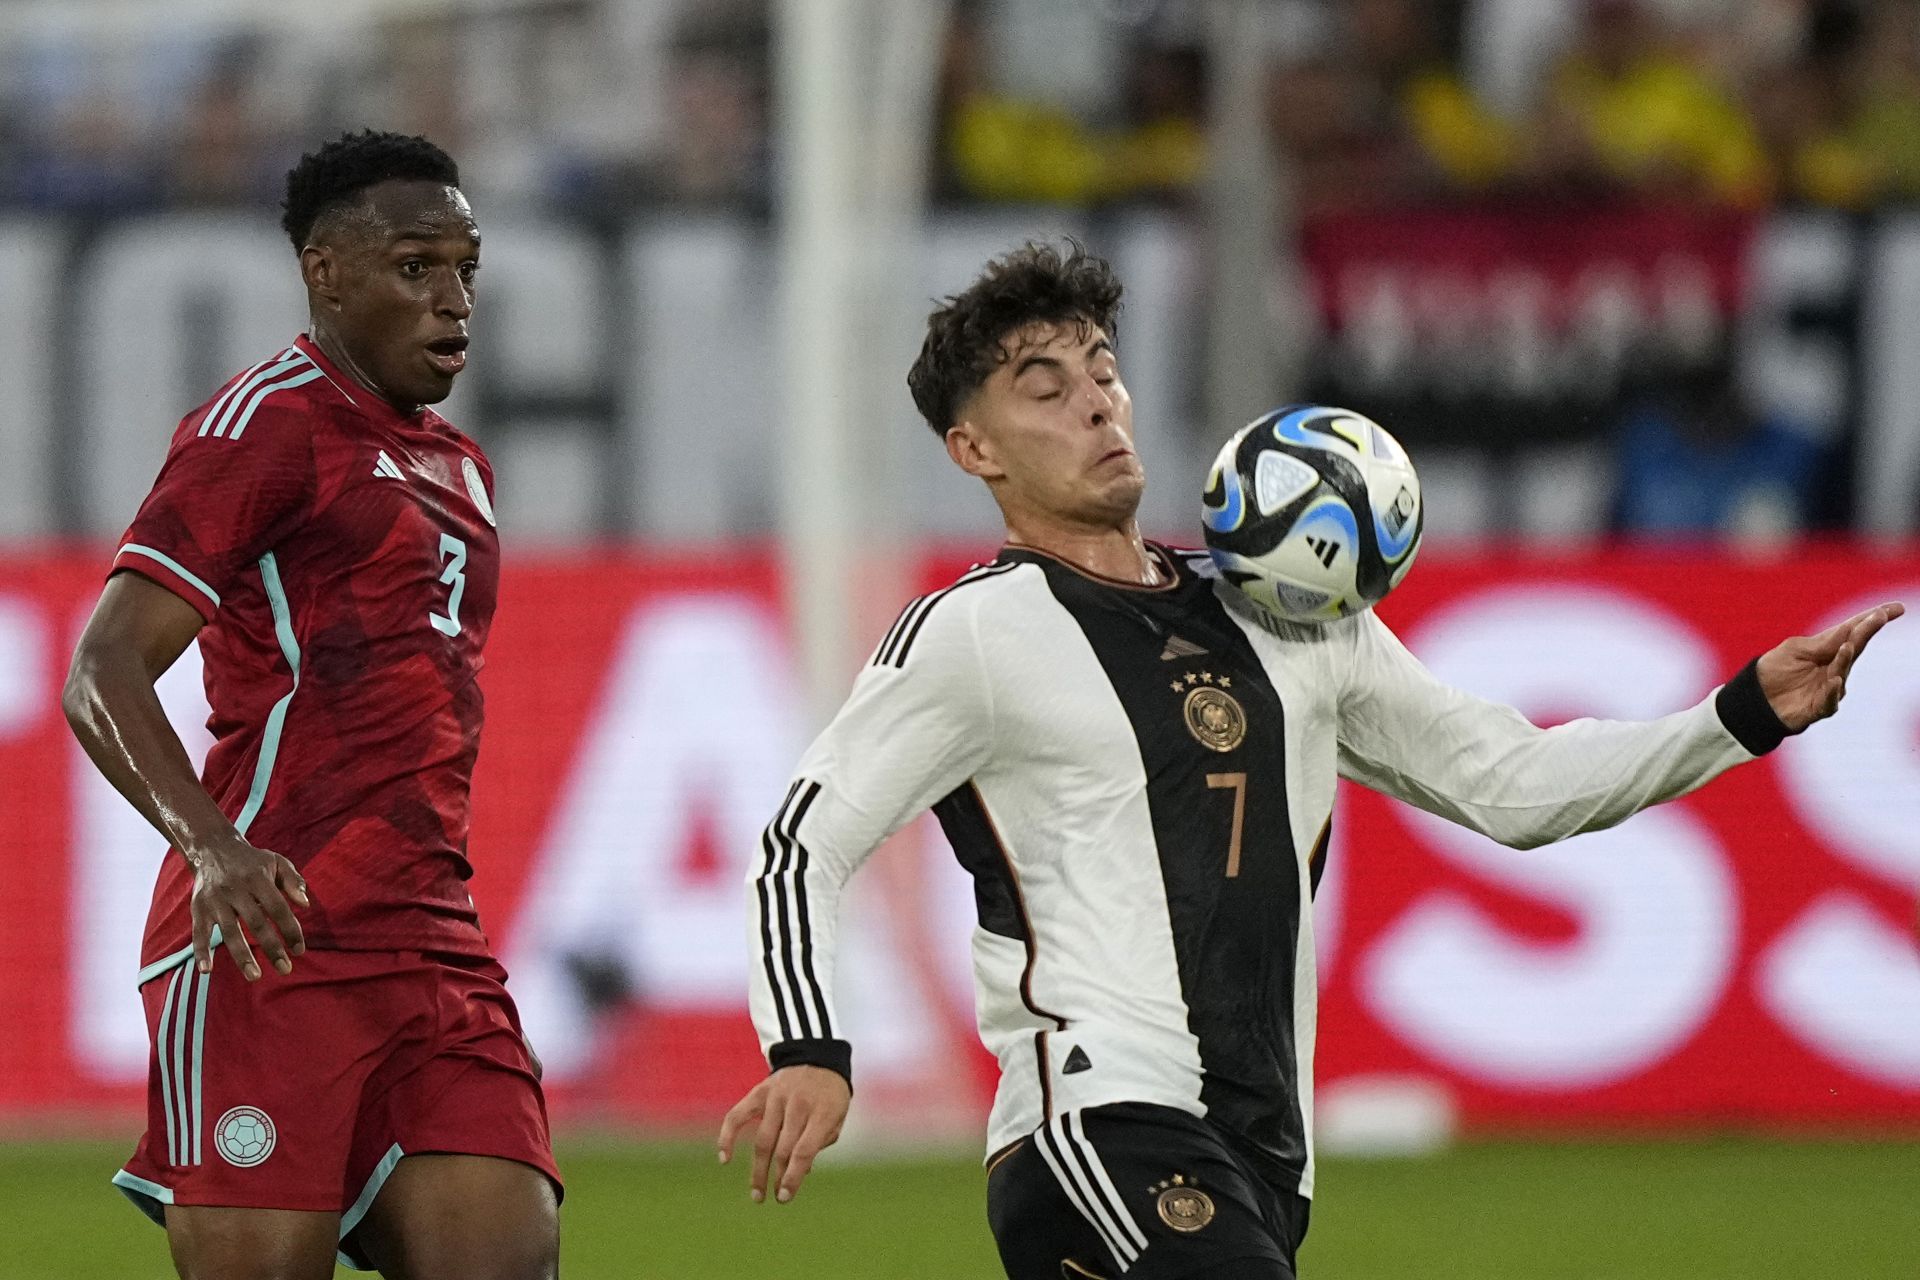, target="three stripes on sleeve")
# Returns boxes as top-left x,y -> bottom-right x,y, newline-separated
755,779 -> 833,1043
195,348 -> 326,441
